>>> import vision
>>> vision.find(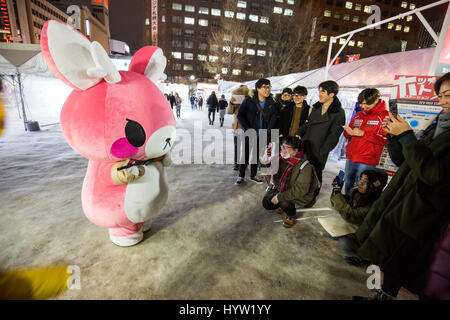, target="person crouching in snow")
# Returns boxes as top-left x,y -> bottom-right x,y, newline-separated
330,169 -> 388,227
261,136 -> 320,228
